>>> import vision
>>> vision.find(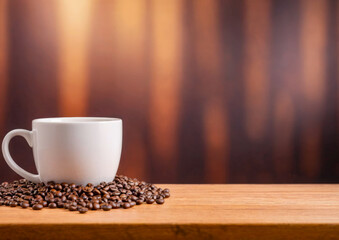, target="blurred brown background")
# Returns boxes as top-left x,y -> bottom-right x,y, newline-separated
0,0 -> 338,183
